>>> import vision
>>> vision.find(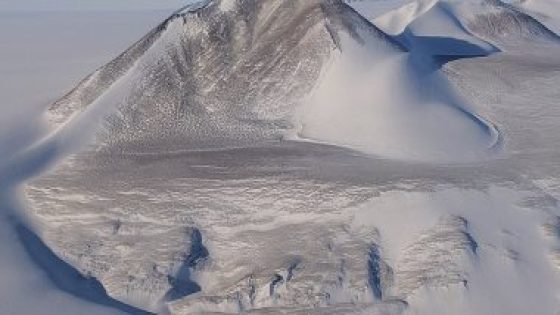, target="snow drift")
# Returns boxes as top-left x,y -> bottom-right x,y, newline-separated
297,6 -> 500,162
356,0 -> 560,53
